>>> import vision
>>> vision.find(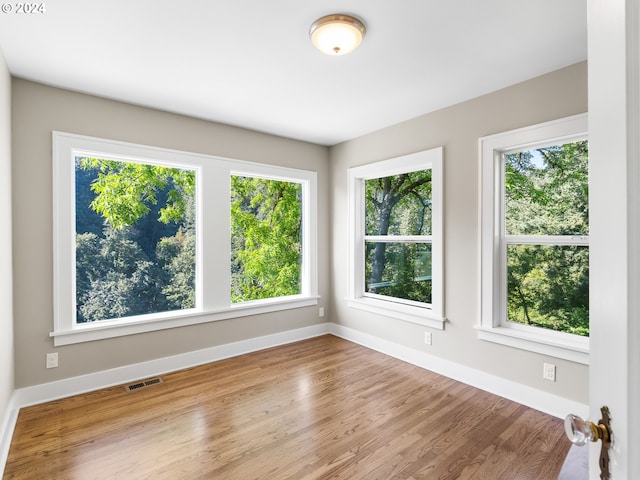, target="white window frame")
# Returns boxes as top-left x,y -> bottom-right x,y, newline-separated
348,147 -> 445,329
478,114 -> 589,364
52,132 -> 318,346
